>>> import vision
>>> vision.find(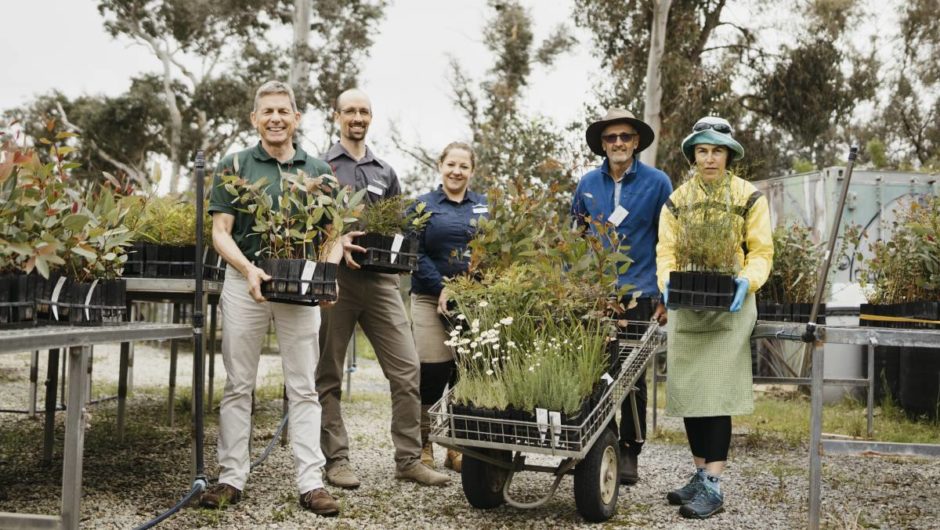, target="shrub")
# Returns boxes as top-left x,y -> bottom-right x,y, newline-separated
357,195 -> 430,236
